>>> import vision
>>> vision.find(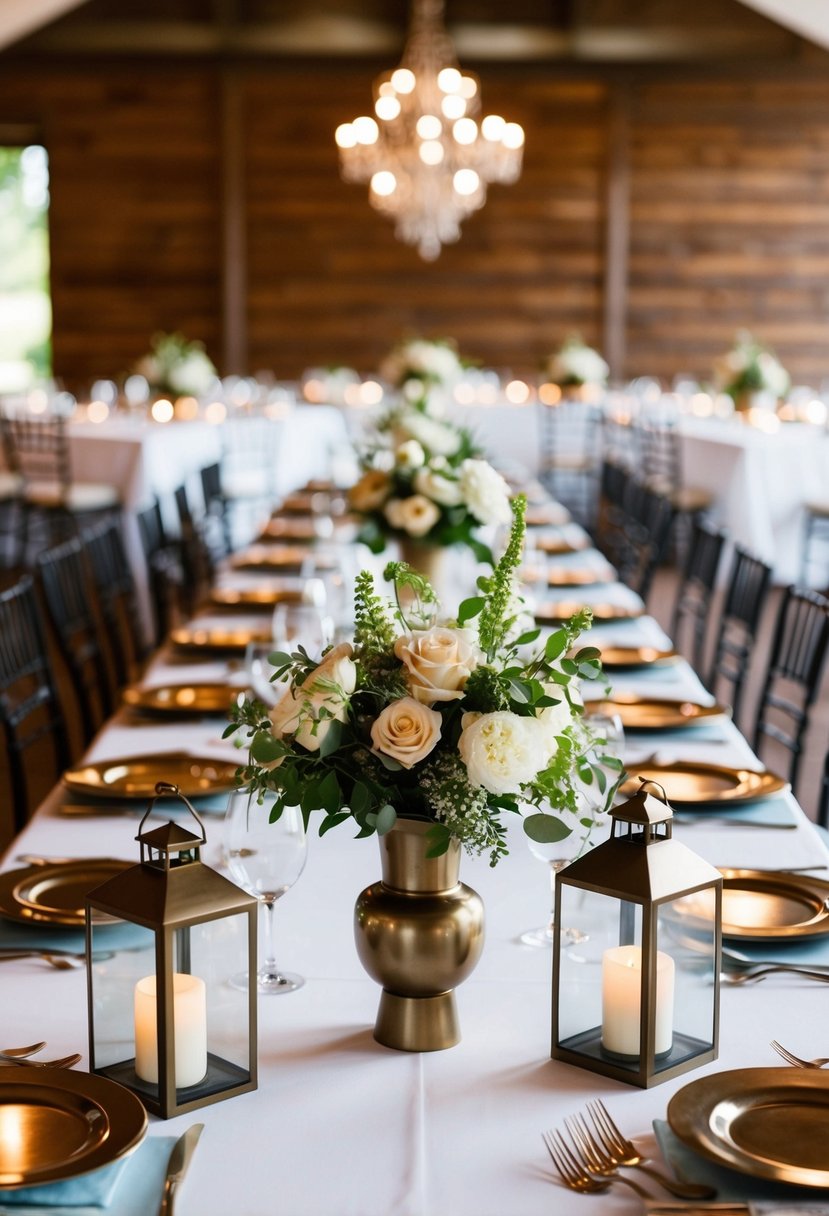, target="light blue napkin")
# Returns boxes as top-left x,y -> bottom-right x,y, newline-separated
673,796 -> 799,829
654,1119 -> 829,1205
0,915 -> 150,957
0,1135 -> 175,1212
61,793 -> 232,815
